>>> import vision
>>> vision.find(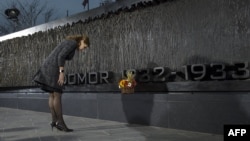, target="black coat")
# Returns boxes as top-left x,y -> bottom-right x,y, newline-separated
33,40 -> 77,92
